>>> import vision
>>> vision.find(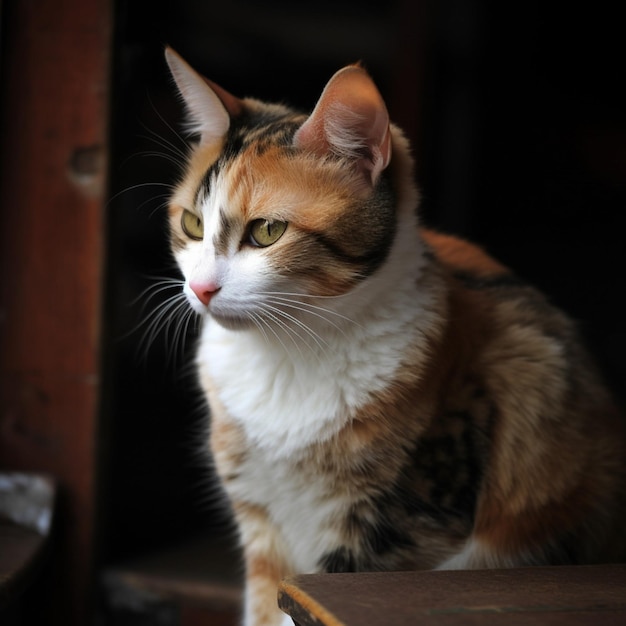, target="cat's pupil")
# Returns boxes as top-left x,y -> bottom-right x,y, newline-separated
248,218 -> 287,247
